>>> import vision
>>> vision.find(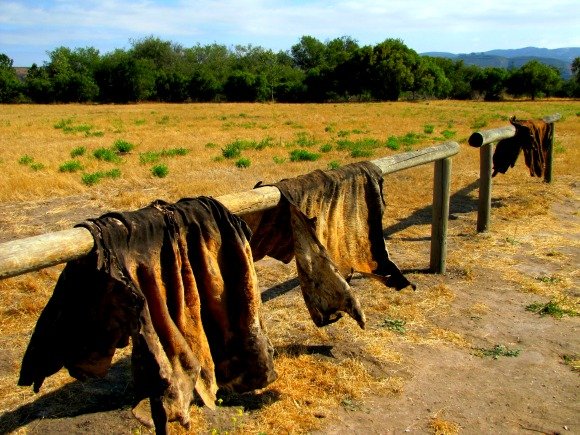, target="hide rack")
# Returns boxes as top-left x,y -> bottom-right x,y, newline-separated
0,141 -> 459,280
